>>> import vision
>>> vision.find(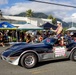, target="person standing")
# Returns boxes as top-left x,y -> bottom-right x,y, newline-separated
0,32 -> 5,47
50,21 -> 64,46
50,21 -> 63,38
